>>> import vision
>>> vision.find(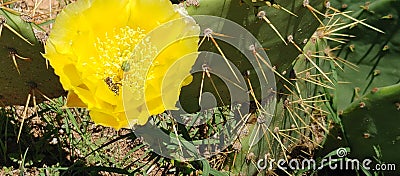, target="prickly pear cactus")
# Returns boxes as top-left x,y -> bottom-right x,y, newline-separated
315,0 -> 400,172
0,9 -> 64,106
183,0 -> 327,175
181,0 -> 325,109
334,0 -> 400,167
